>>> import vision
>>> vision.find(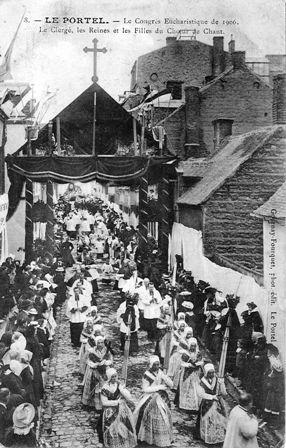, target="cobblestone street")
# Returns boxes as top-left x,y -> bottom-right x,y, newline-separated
39,272 -> 280,448
40,274 -> 223,448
